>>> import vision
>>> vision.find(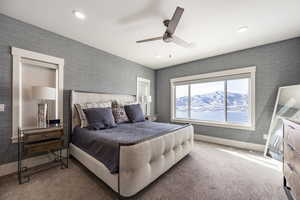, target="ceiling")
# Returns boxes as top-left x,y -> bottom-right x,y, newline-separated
1,0 -> 300,69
